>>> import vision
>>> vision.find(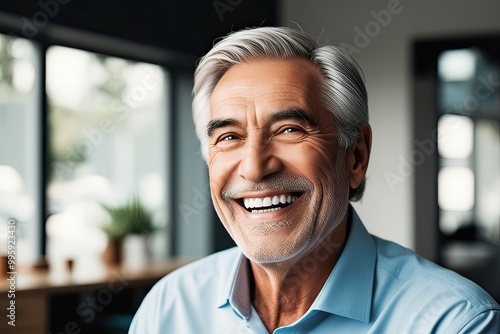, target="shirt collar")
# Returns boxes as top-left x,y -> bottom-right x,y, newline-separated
217,206 -> 376,323
311,206 -> 376,323
216,251 -> 252,319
